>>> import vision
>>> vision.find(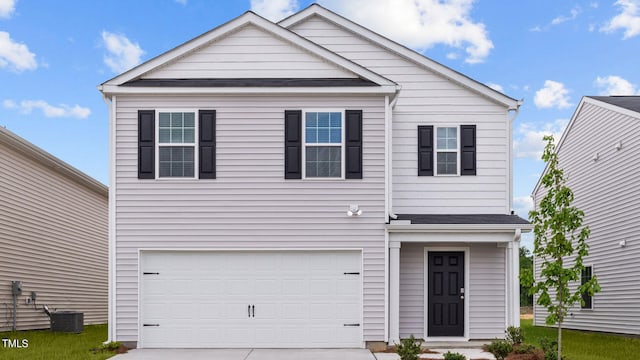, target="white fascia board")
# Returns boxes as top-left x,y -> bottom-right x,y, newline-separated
100,84 -> 398,96
386,223 -> 533,233
101,11 -> 395,89
280,4 -> 518,109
